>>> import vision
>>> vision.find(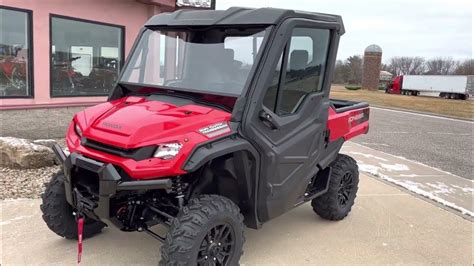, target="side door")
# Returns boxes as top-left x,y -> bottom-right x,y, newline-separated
242,19 -> 340,222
